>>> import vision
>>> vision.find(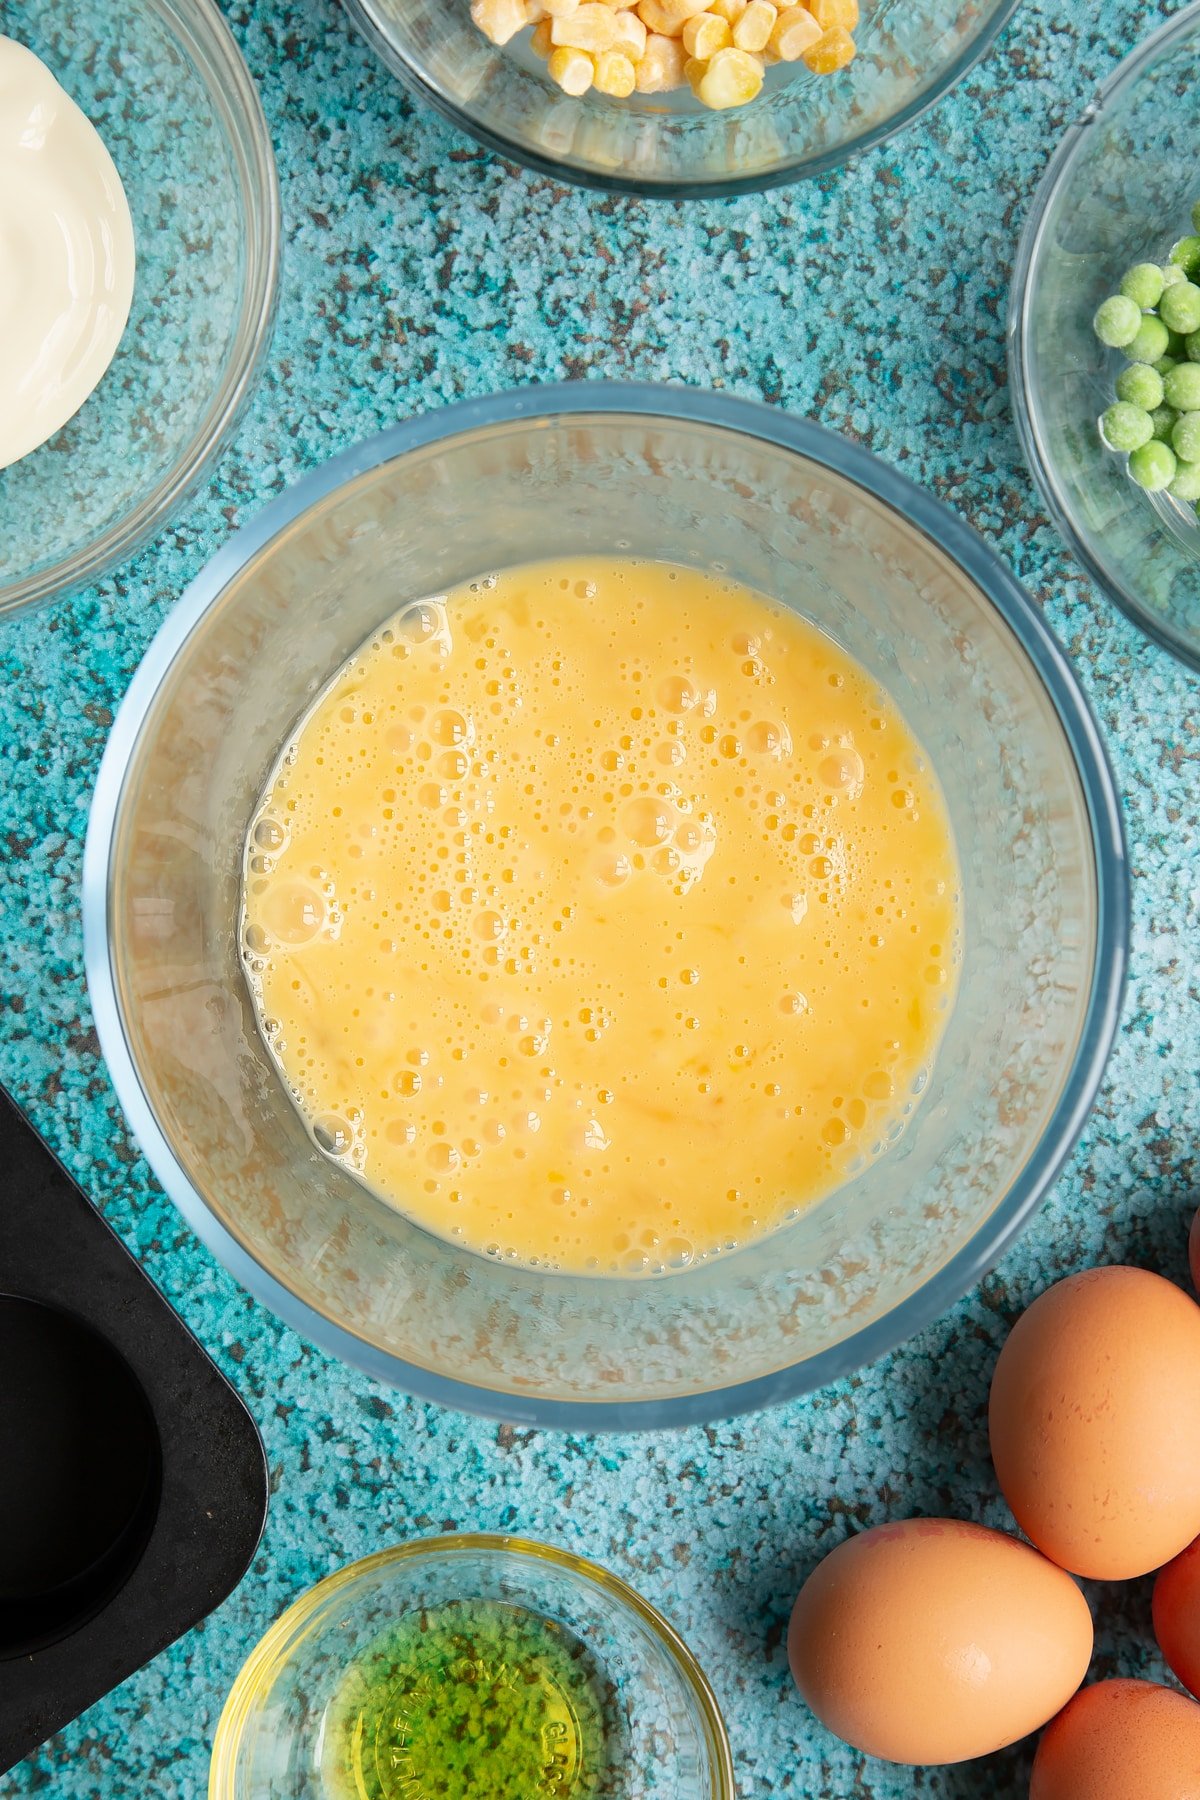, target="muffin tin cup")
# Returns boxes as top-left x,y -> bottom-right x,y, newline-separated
0,1087 -> 269,1774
